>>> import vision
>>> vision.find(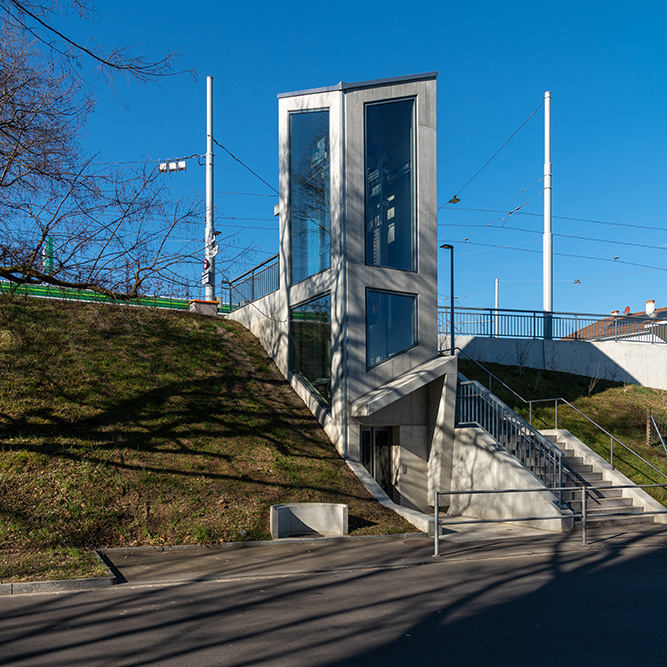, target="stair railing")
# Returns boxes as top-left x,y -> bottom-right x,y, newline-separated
527,396 -> 667,482
454,346 -> 667,485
